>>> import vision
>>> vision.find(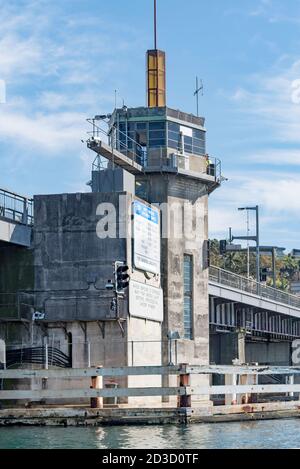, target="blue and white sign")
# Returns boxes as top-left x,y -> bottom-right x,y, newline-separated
133,200 -> 160,275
